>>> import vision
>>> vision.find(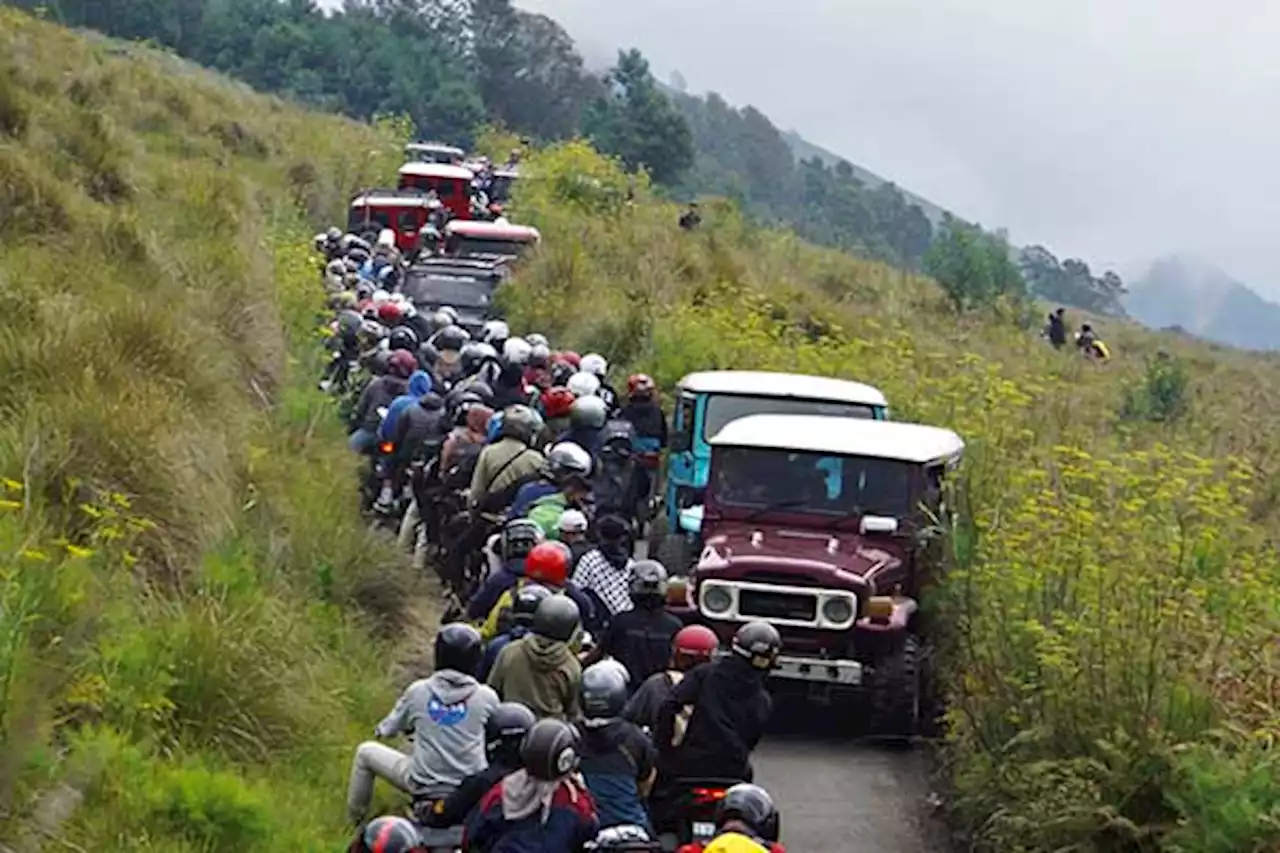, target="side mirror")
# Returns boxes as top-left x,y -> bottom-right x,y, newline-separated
860,515 -> 899,536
